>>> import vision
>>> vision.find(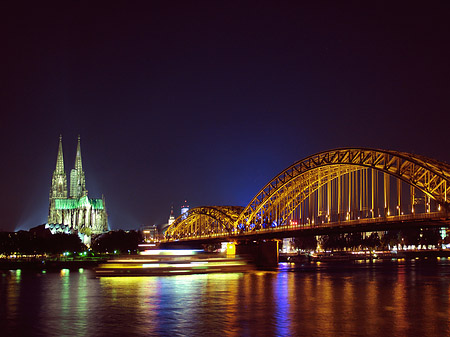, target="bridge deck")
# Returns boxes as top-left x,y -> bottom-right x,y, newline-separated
163,212 -> 450,244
